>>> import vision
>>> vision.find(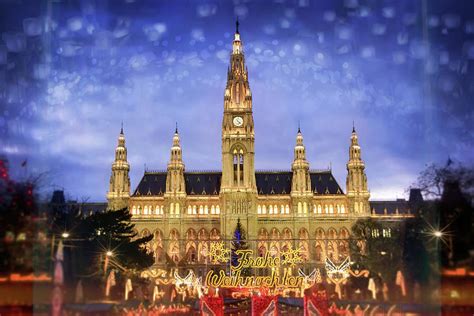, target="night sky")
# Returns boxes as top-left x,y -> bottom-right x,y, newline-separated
1,0 -> 473,202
